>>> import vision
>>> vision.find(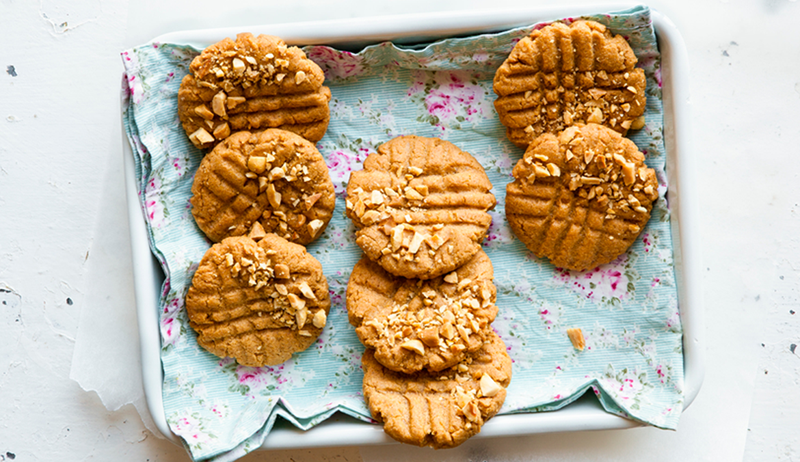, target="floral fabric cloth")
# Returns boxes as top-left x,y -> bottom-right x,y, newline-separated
122,6 -> 683,461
